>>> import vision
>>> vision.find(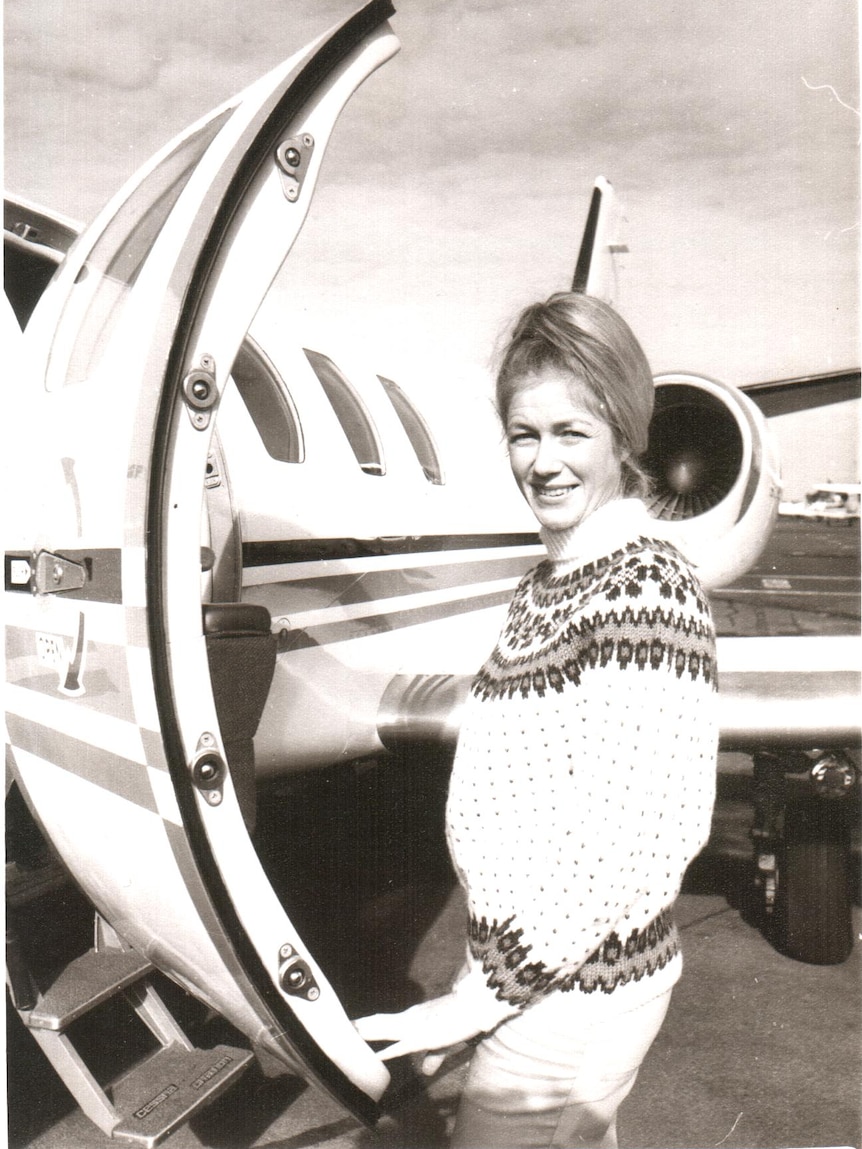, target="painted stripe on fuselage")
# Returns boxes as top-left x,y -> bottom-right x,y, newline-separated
5,681 -> 148,764
248,552 -> 537,609
6,714 -> 158,813
277,573 -> 524,631
3,595 -> 137,648
274,585 -> 520,652
245,540 -> 541,648
242,533 -> 540,570
4,549 -> 123,603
